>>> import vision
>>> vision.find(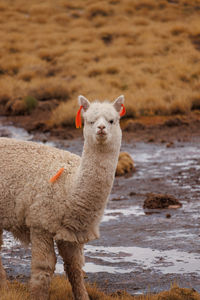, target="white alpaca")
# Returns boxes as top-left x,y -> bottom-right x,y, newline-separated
0,95 -> 125,300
